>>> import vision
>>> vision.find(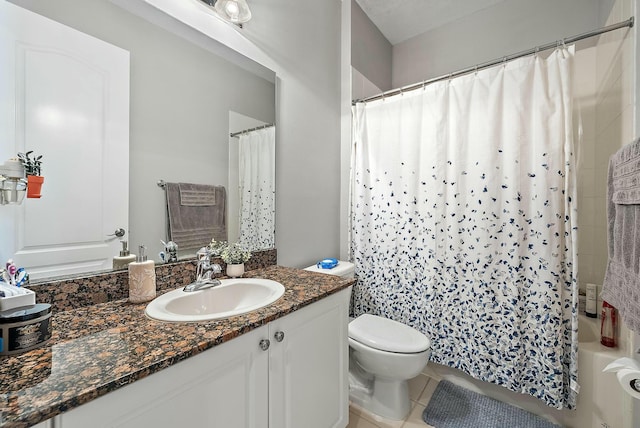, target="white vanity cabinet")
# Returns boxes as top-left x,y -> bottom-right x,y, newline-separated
53,287 -> 350,428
